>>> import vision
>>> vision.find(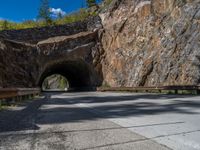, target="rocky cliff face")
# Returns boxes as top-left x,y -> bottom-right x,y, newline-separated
100,0 -> 200,87
0,16 -> 101,44
1,1 -> 200,89
0,38 -> 37,87
0,16 -> 103,88
42,74 -> 69,90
